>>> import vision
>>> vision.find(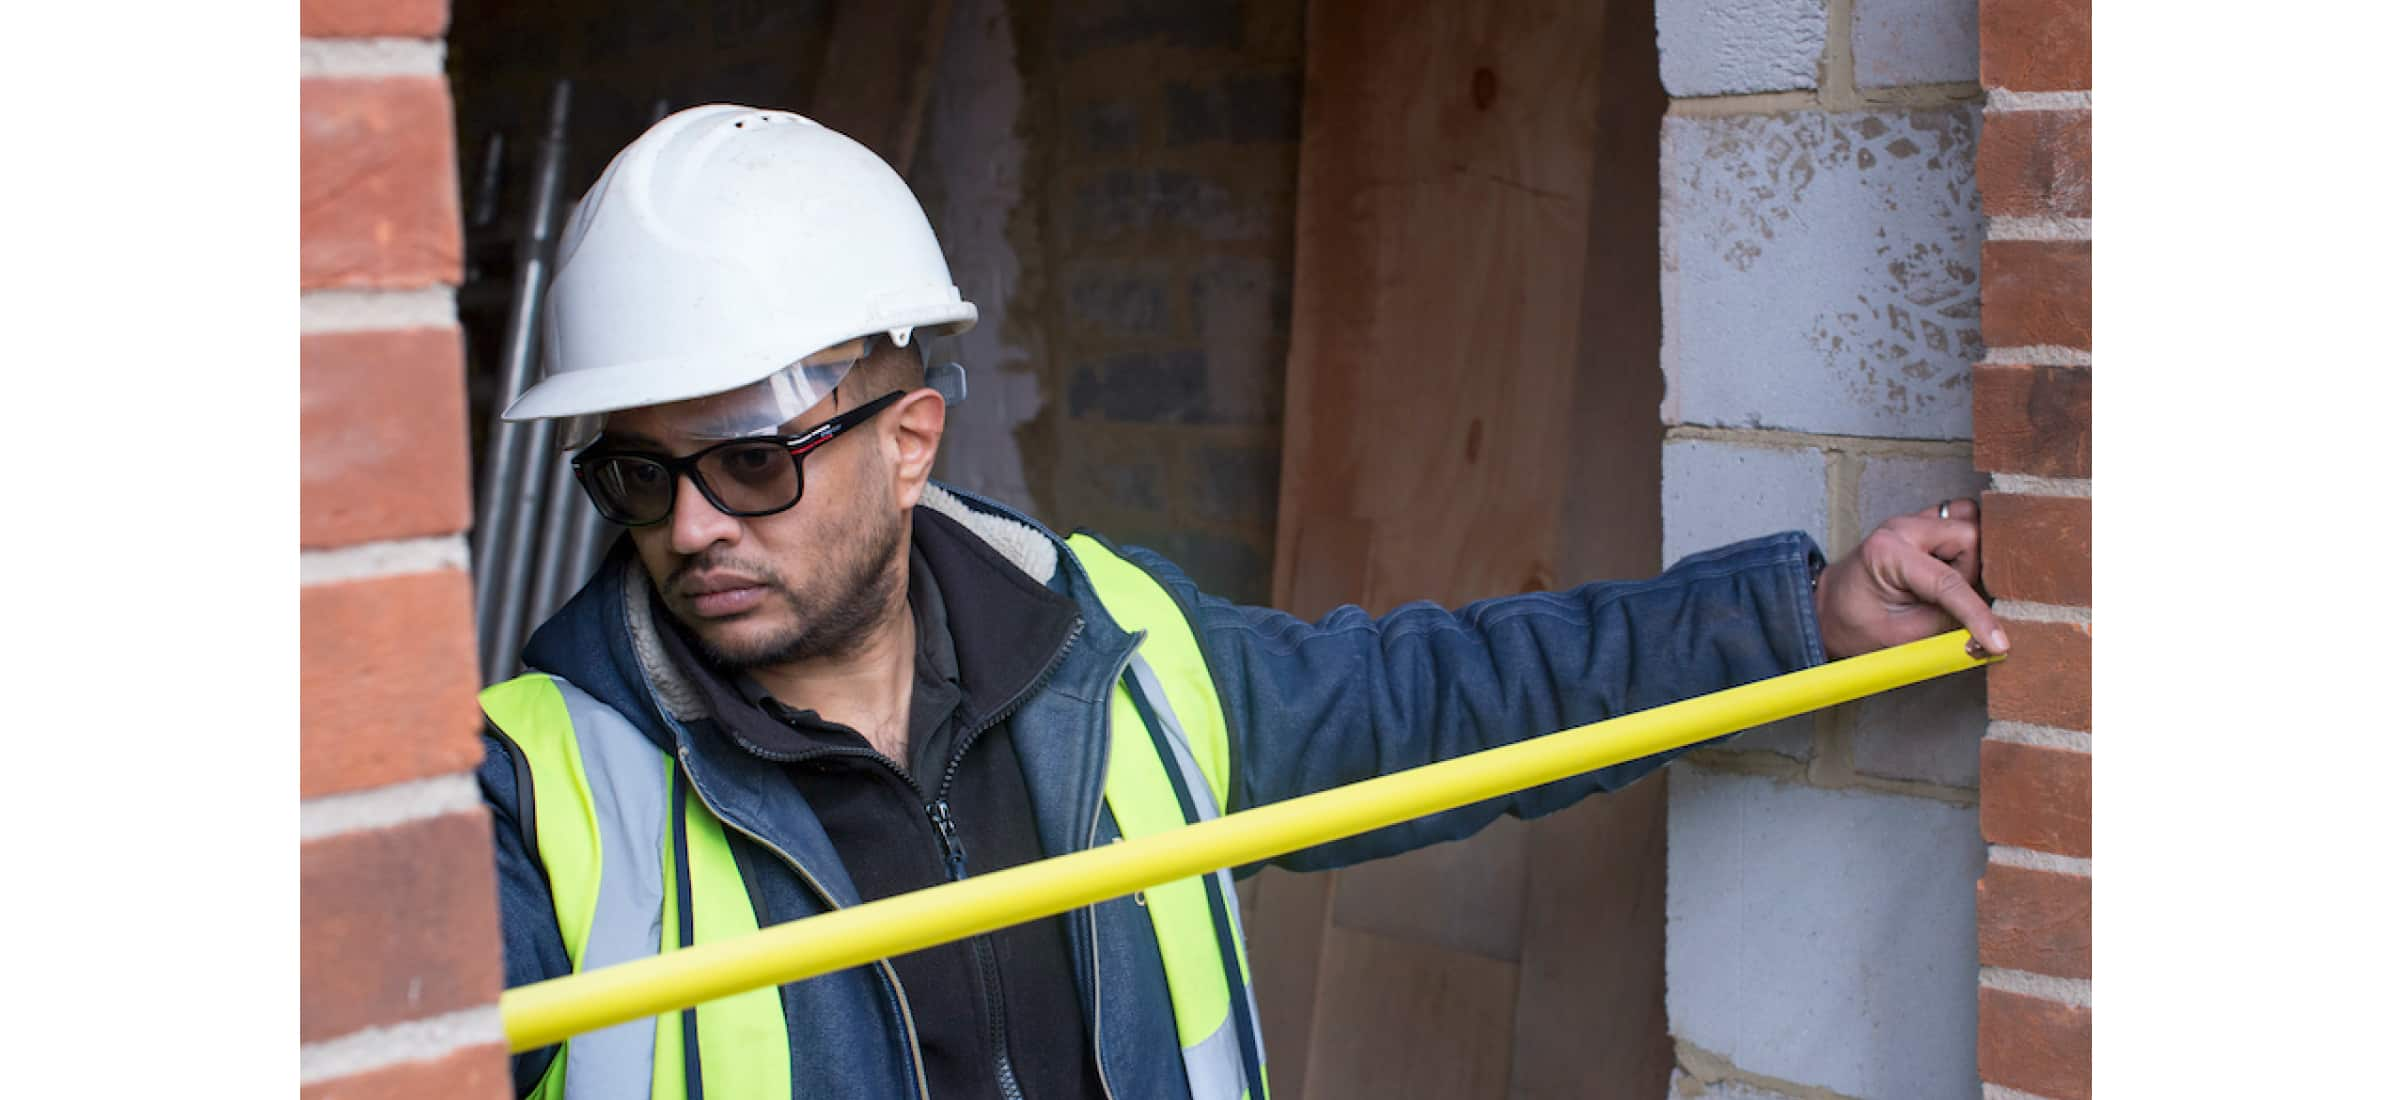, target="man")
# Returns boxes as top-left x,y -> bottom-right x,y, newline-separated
479,105 -> 2006,1100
